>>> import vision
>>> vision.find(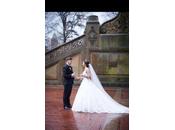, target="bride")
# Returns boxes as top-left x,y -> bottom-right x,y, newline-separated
72,60 -> 129,113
